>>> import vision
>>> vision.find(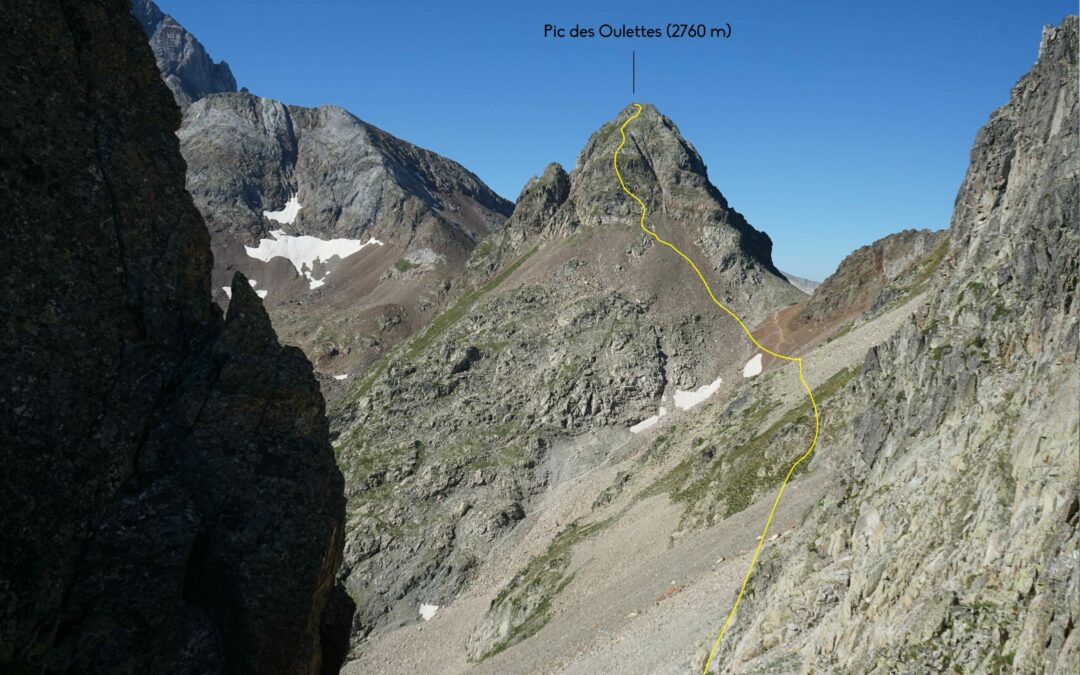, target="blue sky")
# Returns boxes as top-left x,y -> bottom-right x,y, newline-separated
159,0 -> 1074,280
